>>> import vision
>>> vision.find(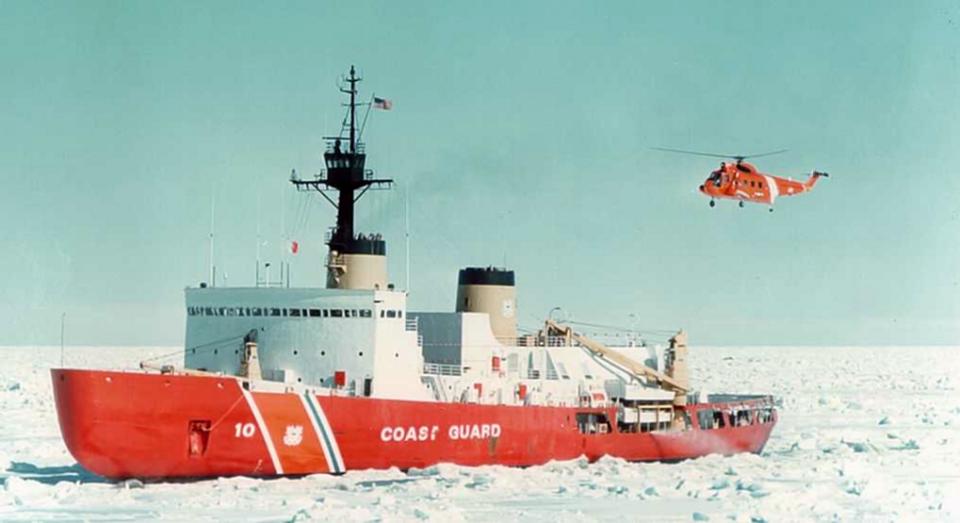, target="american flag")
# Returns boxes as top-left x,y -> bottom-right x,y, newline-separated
373,96 -> 393,110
